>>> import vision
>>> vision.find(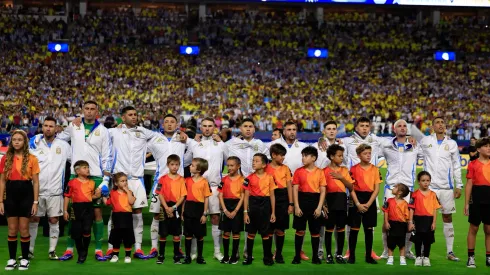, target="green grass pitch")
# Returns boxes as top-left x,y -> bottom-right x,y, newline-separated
1,169 -> 489,274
